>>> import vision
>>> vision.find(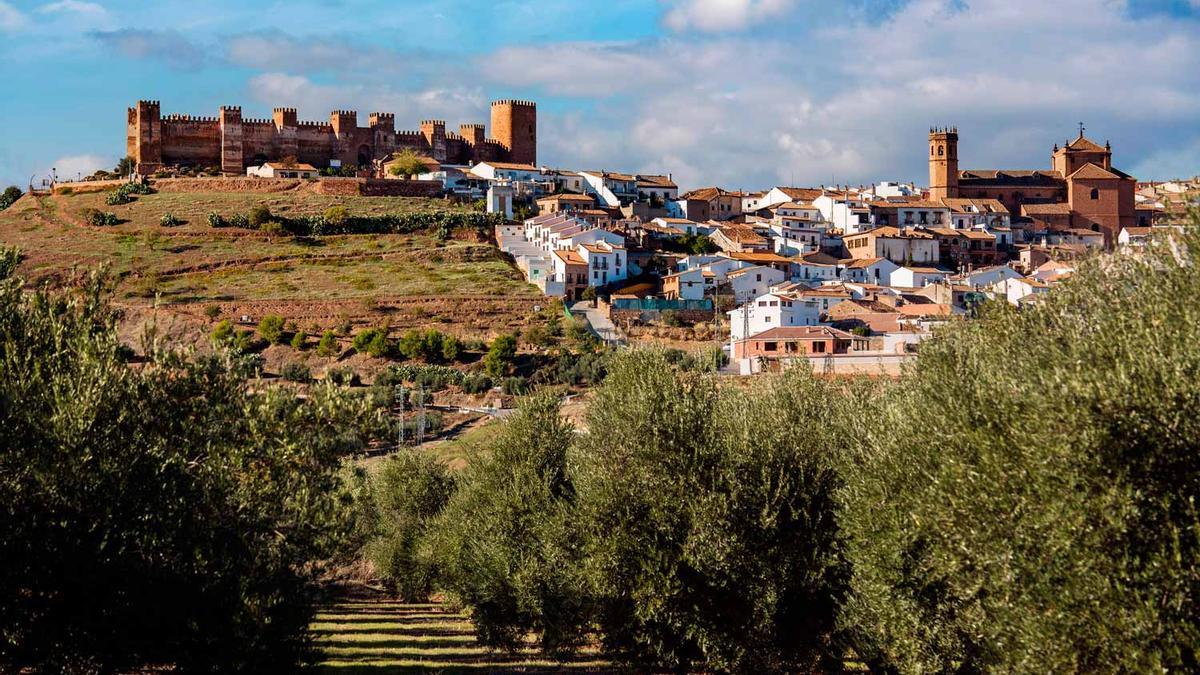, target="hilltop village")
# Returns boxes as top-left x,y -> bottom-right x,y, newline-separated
96,99 -> 1193,374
